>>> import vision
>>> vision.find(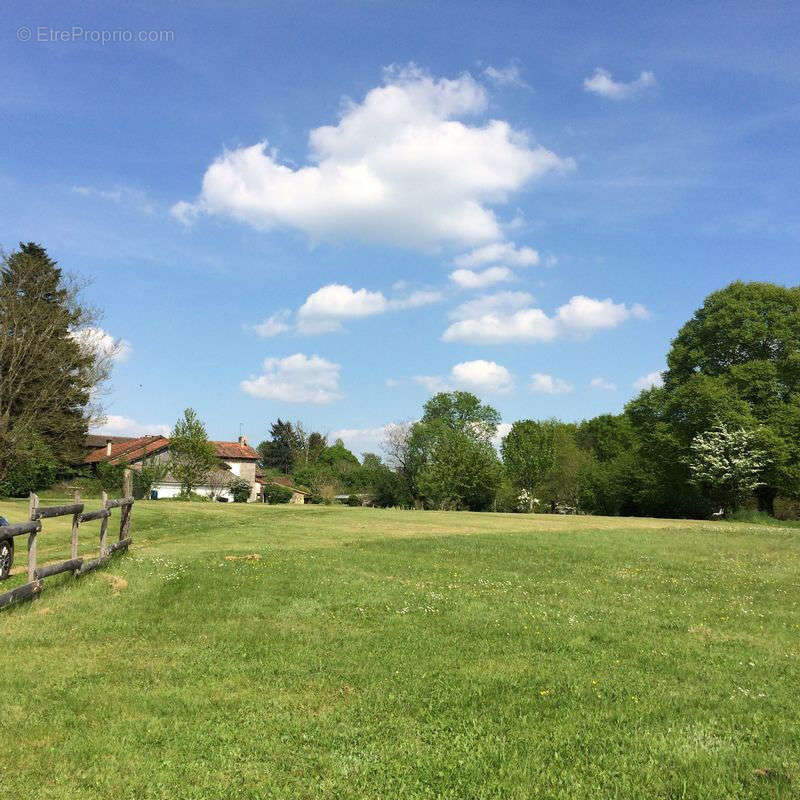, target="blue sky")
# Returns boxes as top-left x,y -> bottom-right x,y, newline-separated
2,1 -> 799,454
